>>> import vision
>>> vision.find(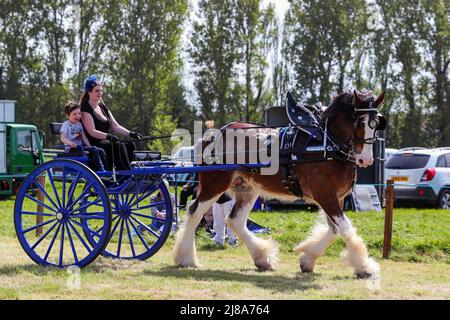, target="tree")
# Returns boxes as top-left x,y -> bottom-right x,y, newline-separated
190,0 -> 239,126
235,0 -> 277,122
284,0 -> 368,103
